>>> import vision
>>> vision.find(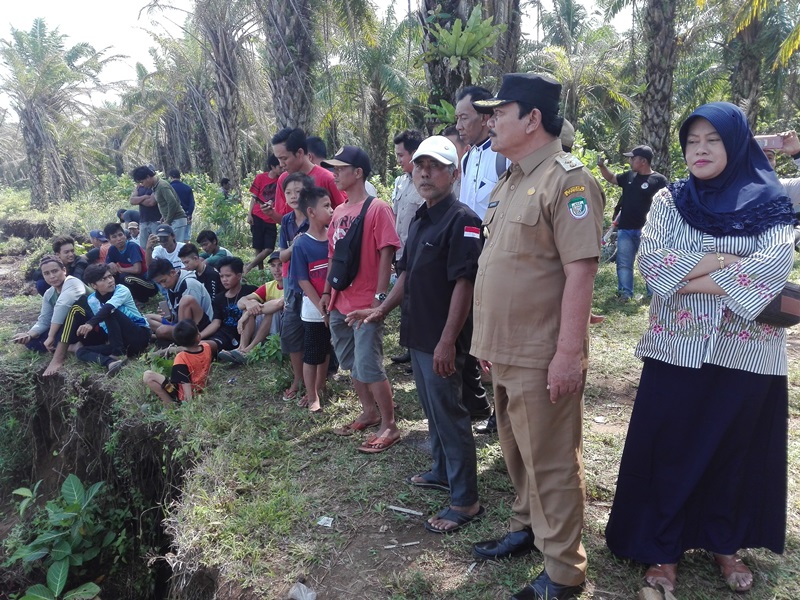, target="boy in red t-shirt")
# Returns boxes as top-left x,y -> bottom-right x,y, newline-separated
143,319 -> 214,408
320,146 -> 402,453
245,154 -> 283,275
